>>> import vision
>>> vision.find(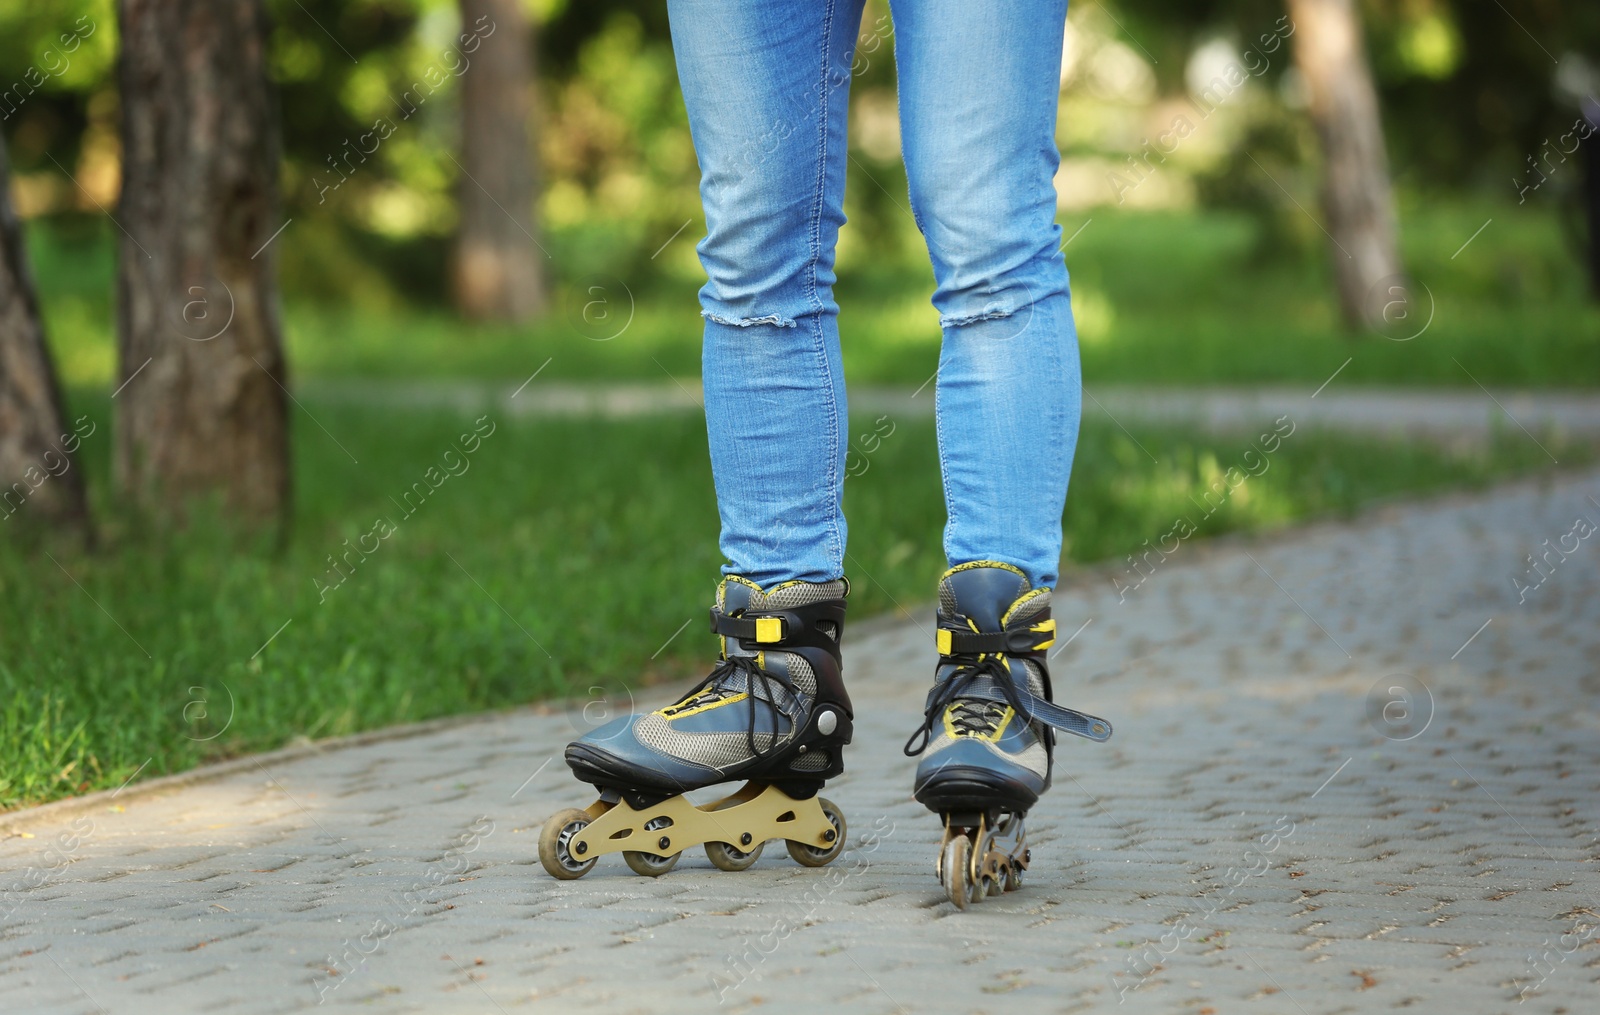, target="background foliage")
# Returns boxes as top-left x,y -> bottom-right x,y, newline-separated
2,1 -> 1597,805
